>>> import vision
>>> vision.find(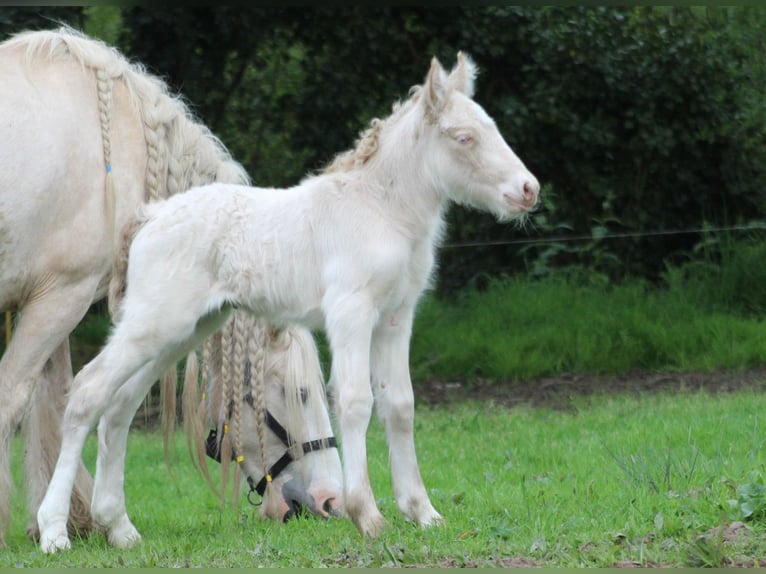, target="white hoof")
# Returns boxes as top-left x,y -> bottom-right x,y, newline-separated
417,508 -> 445,528
39,530 -> 71,554
353,508 -> 388,538
105,516 -> 142,549
401,498 -> 444,528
